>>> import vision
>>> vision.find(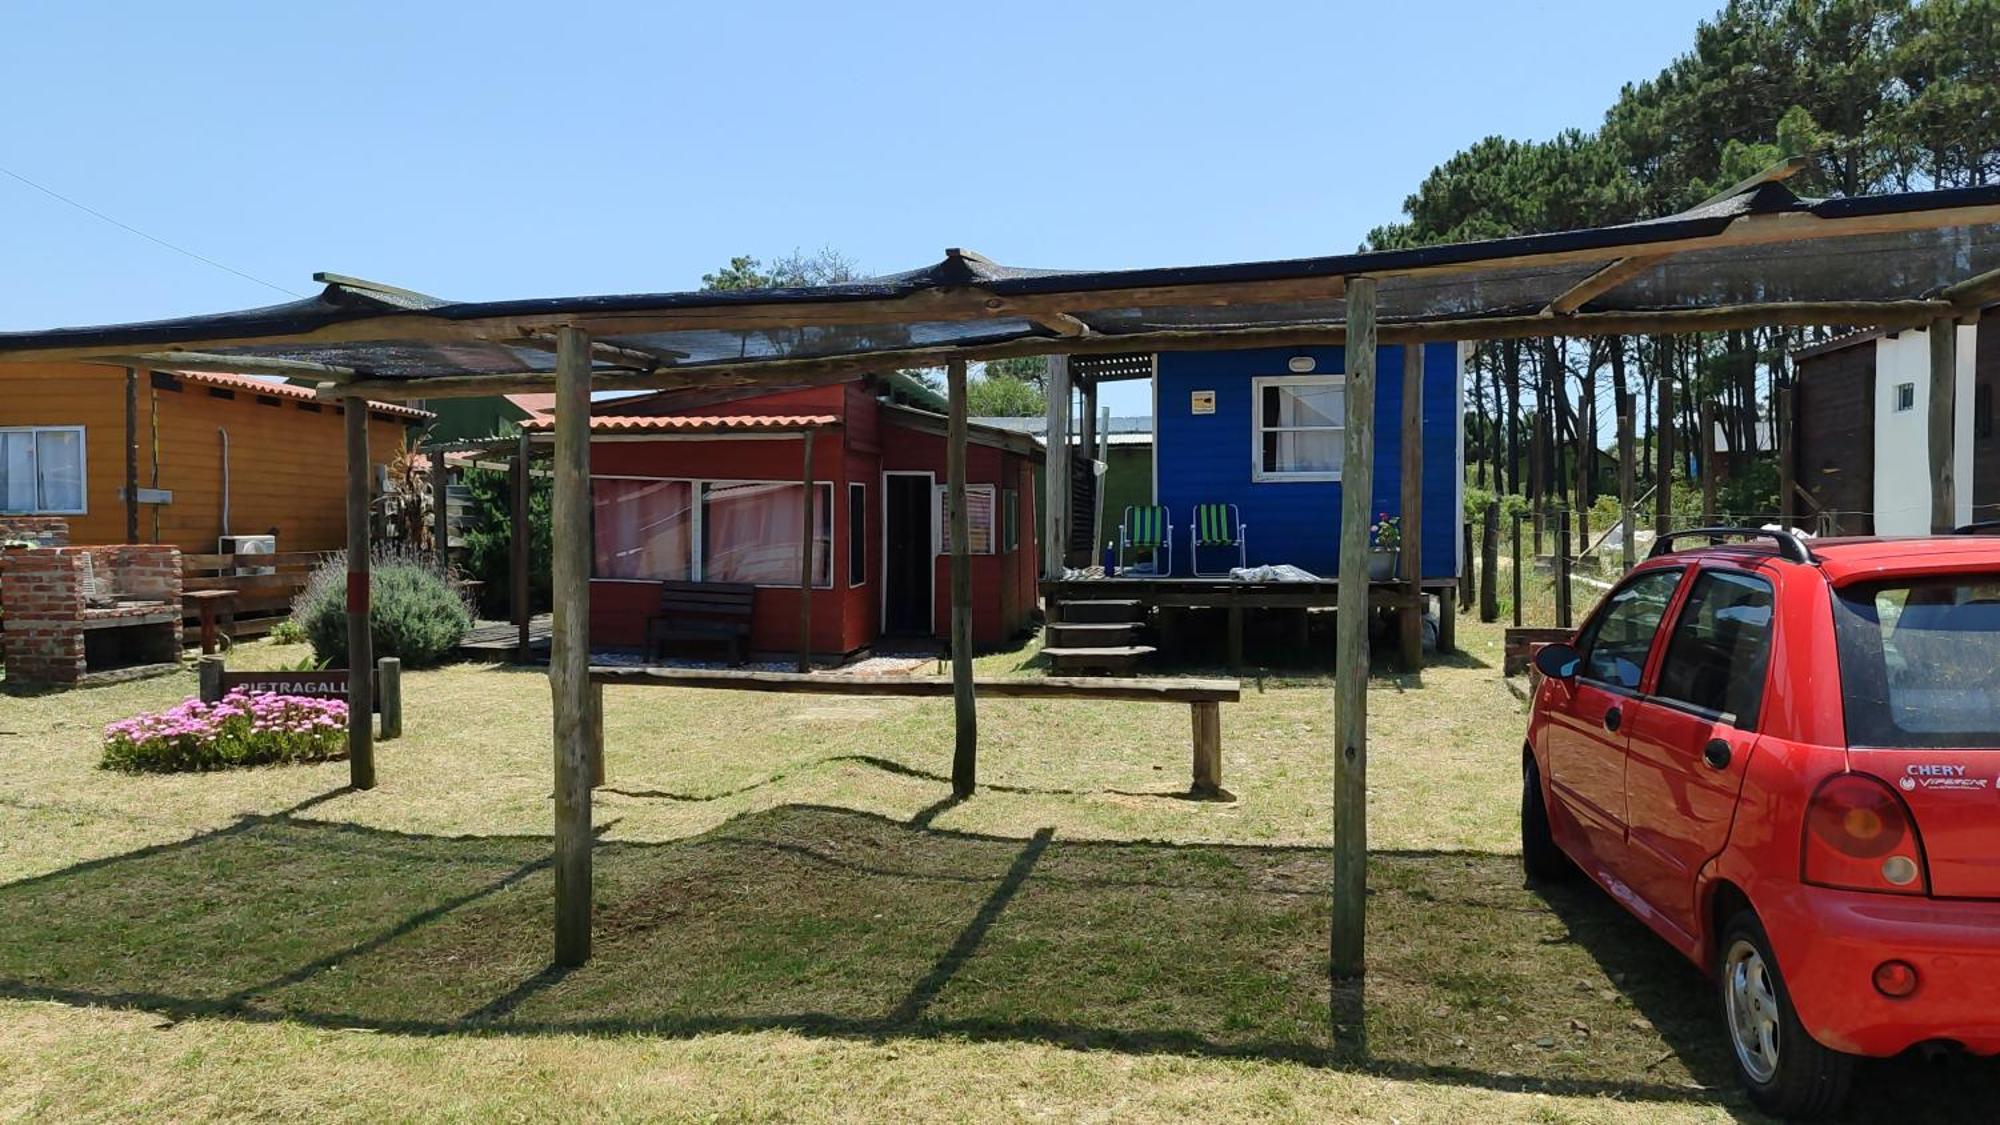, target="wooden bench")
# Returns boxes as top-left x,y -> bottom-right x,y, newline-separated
589,666 -> 1243,797
644,580 -> 755,665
